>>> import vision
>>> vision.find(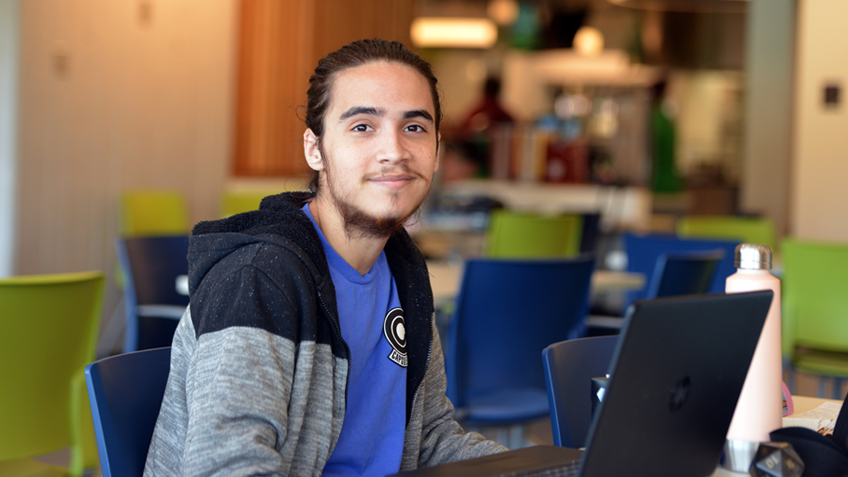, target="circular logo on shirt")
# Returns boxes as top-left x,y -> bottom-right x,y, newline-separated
383,308 -> 407,367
